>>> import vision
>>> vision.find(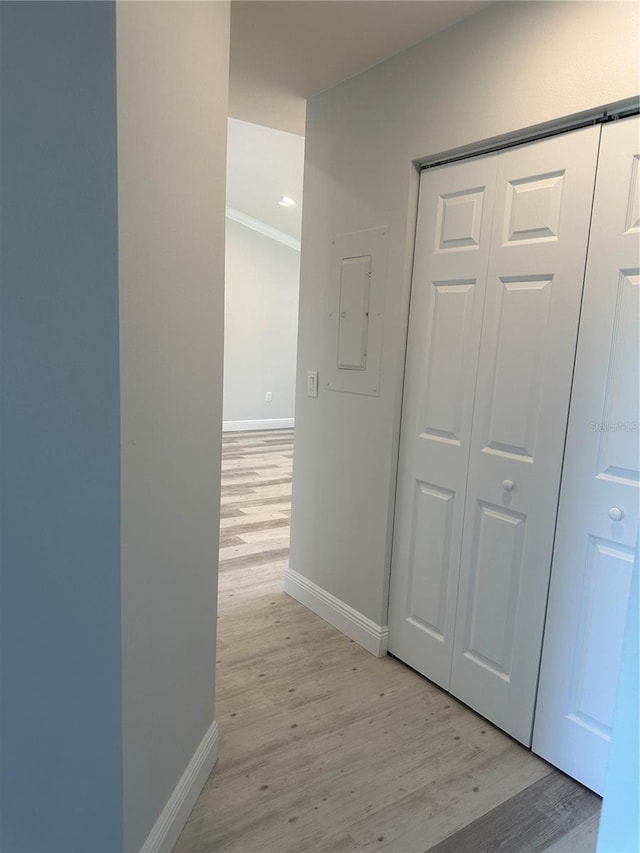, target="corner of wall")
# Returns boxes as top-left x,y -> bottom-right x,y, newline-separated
140,722 -> 220,853
284,568 -> 388,657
